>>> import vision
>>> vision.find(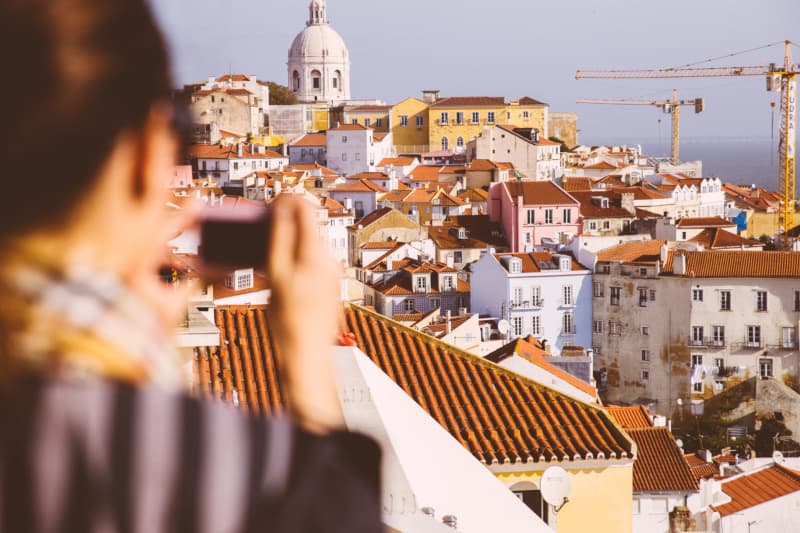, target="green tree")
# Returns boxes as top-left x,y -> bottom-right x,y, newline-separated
264,81 -> 299,106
